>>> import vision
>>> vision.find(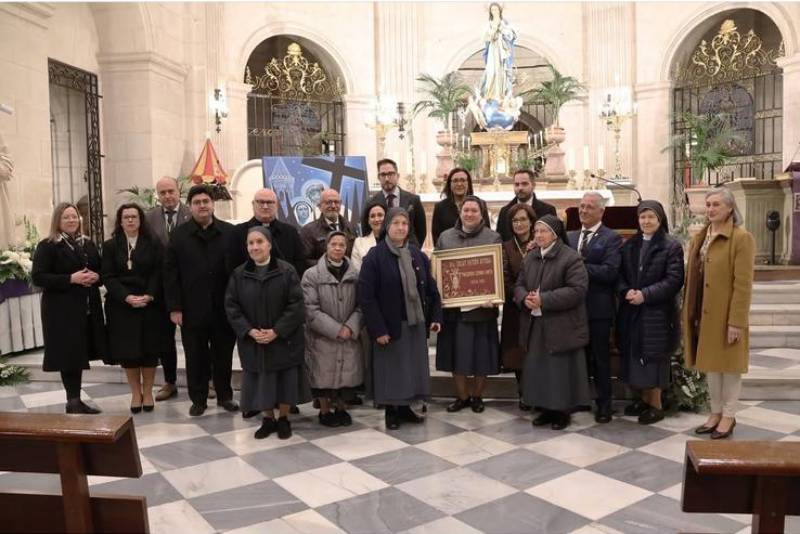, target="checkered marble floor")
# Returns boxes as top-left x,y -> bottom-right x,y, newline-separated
2,382 -> 800,534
